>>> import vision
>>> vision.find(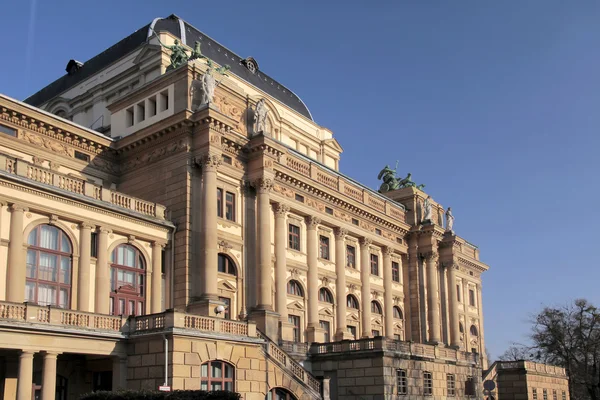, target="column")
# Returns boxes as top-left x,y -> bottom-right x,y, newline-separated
41,352 -> 59,400
254,178 -> 274,310
151,242 -> 164,313
477,283 -> 487,369
359,238 -> 372,338
334,228 -> 348,340
425,251 -> 441,343
112,356 -> 127,390
306,216 -> 321,342
95,227 -> 110,314
401,254 -> 412,341
448,263 -> 461,348
78,223 -> 93,312
16,351 -> 34,400
383,247 -> 394,339
274,204 -> 290,320
198,154 -> 221,302
7,205 -> 27,303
